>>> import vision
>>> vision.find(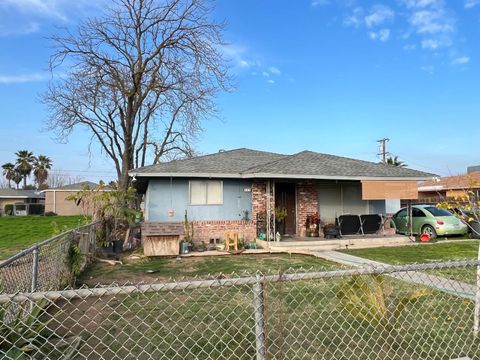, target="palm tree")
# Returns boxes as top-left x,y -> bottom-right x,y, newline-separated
33,155 -> 53,189
12,169 -> 23,189
15,150 -> 36,189
1,162 -> 15,188
386,155 -> 406,168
